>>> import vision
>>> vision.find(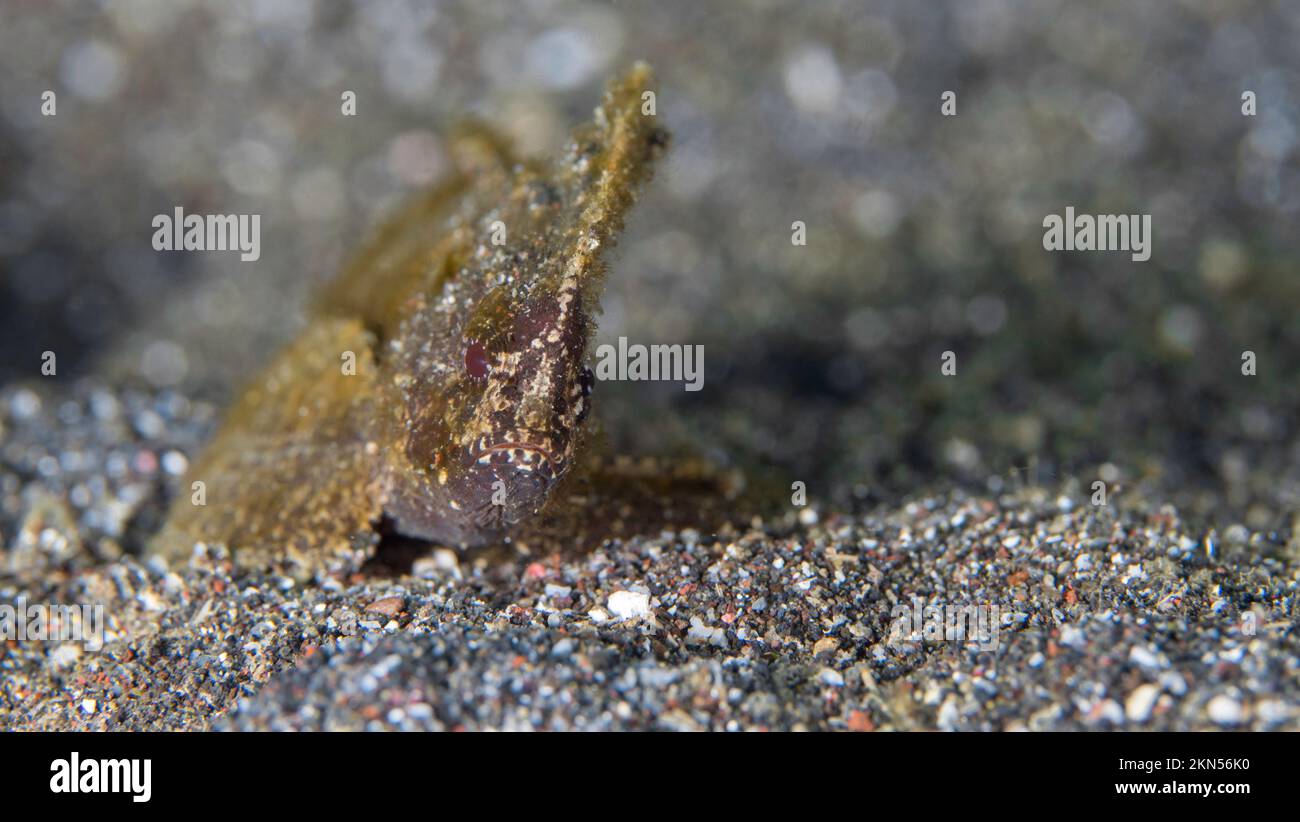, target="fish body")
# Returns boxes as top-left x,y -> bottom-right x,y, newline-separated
154,65 -> 668,577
